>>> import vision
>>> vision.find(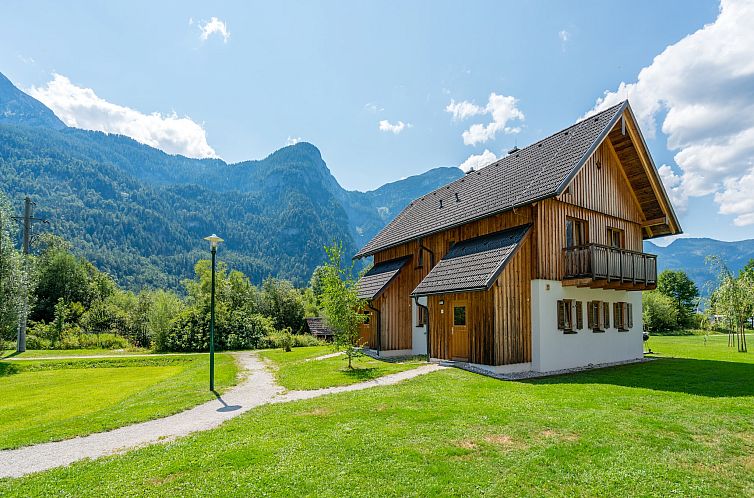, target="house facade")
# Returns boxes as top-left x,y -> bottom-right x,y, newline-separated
355,101 -> 681,373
